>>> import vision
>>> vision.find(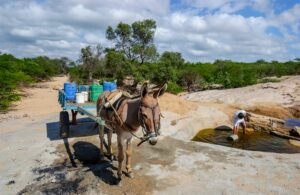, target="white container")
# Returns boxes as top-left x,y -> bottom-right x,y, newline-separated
81,91 -> 89,102
227,134 -> 239,141
76,93 -> 85,104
